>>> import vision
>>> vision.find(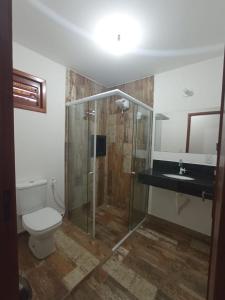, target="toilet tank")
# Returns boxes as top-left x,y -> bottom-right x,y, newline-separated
16,179 -> 47,216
